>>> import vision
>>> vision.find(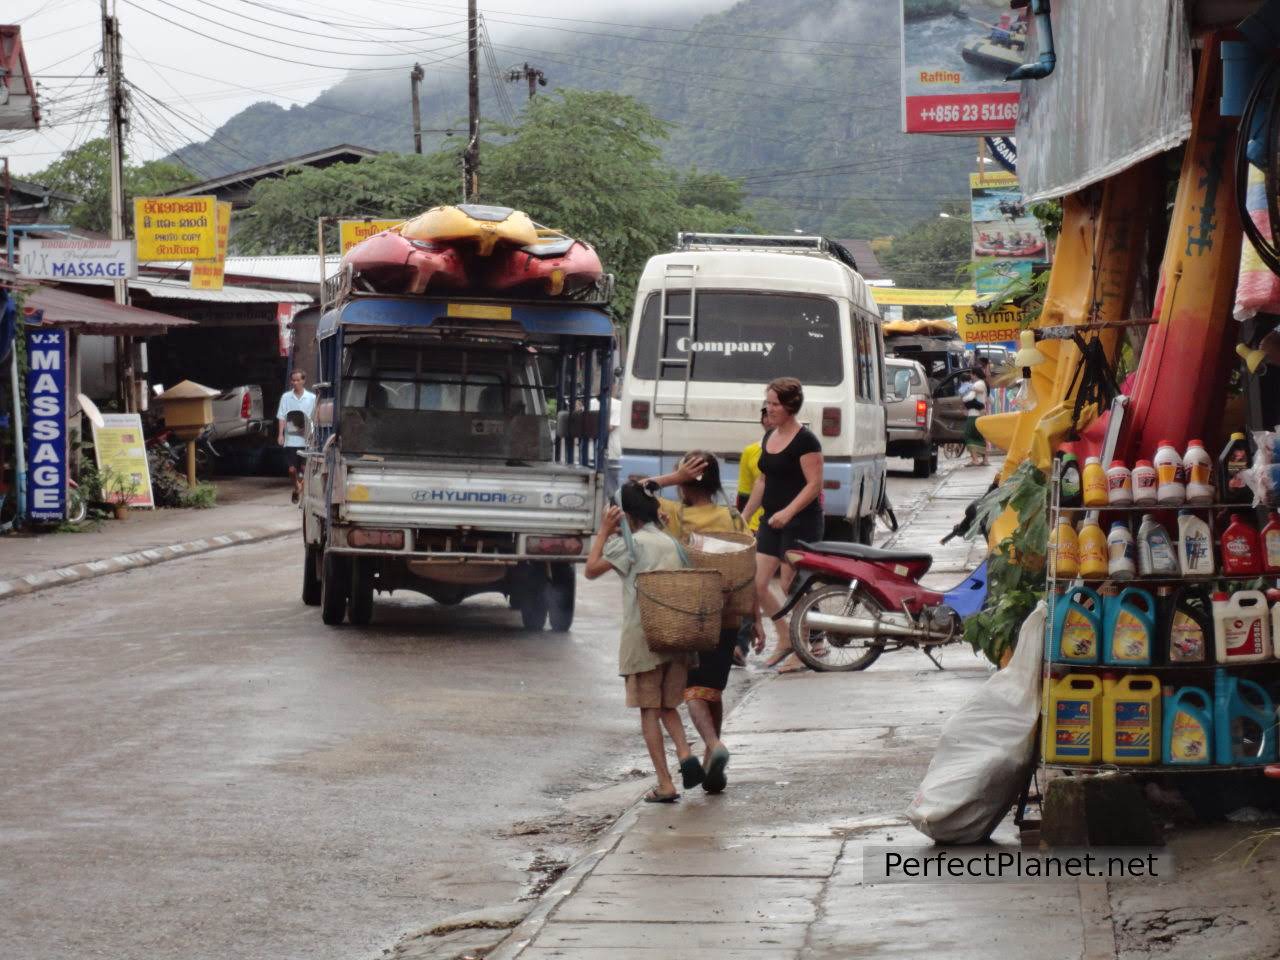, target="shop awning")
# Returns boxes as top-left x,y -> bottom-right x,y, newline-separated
23,286 -> 195,336
60,274 -> 313,304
